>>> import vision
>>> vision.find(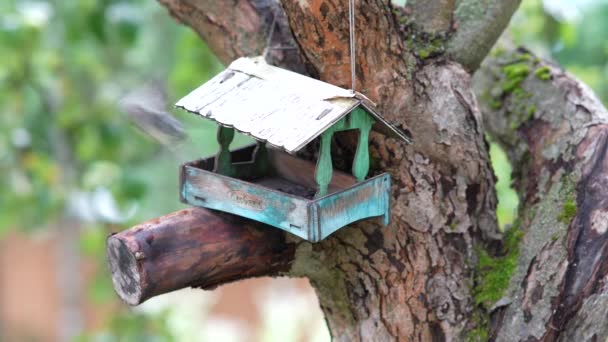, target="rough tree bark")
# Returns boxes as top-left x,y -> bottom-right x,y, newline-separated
475,48 -> 608,341
107,0 -> 608,340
